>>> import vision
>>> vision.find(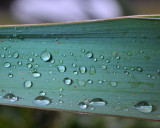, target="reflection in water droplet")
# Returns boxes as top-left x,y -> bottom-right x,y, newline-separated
79,102 -> 88,109
87,80 -> 93,84
79,67 -> 87,73
4,93 -> 18,102
89,98 -> 107,106
13,52 -> 19,58
8,73 -> 13,78
86,52 -> 93,58
89,66 -> 96,75
39,91 -> 46,96
136,67 -> 143,72
17,61 -> 22,66
4,62 -> 11,68
32,72 -> 41,78
109,82 -> 117,87
73,71 -> 78,75
28,57 -> 34,62
24,80 -> 32,88
41,51 -> 51,62
101,65 -> 107,70
134,101 -> 152,113
57,66 -> 66,72
34,96 -> 51,106
64,78 -> 72,85
26,63 -> 32,68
